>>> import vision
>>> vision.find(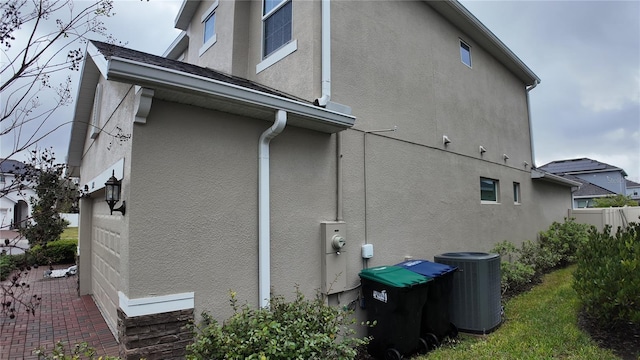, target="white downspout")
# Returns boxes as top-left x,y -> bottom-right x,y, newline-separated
258,110 -> 287,308
313,0 -> 343,221
315,0 -> 331,107
526,80 -> 539,168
